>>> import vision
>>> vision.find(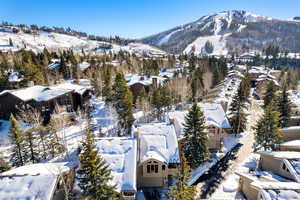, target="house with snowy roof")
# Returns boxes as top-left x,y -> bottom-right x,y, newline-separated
0,79 -> 91,120
257,151 -> 300,183
0,85 -> 73,119
95,137 -> 137,199
125,74 -> 166,101
135,122 -> 180,188
255,74 -> 279,99
237,172 -> 300,200
0,162 -> 74,200
168,103 -> 231,151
